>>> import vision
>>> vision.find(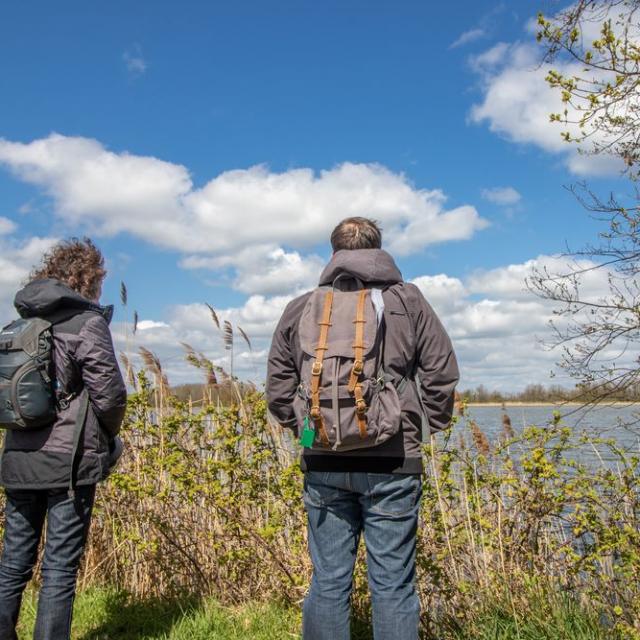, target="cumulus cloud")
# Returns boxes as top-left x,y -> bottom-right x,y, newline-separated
109,253 -> 618,391
409,254 -> 621,390
411,274 -> 467,315
465,255 -> 611,301
469,42 -> 510,73
468,11 -> 633,177
0,233 -> 58,323
481,186 -> 521,206
181,245 -> 324,296
114,293 -> 294,384
0,134 -> 488,297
